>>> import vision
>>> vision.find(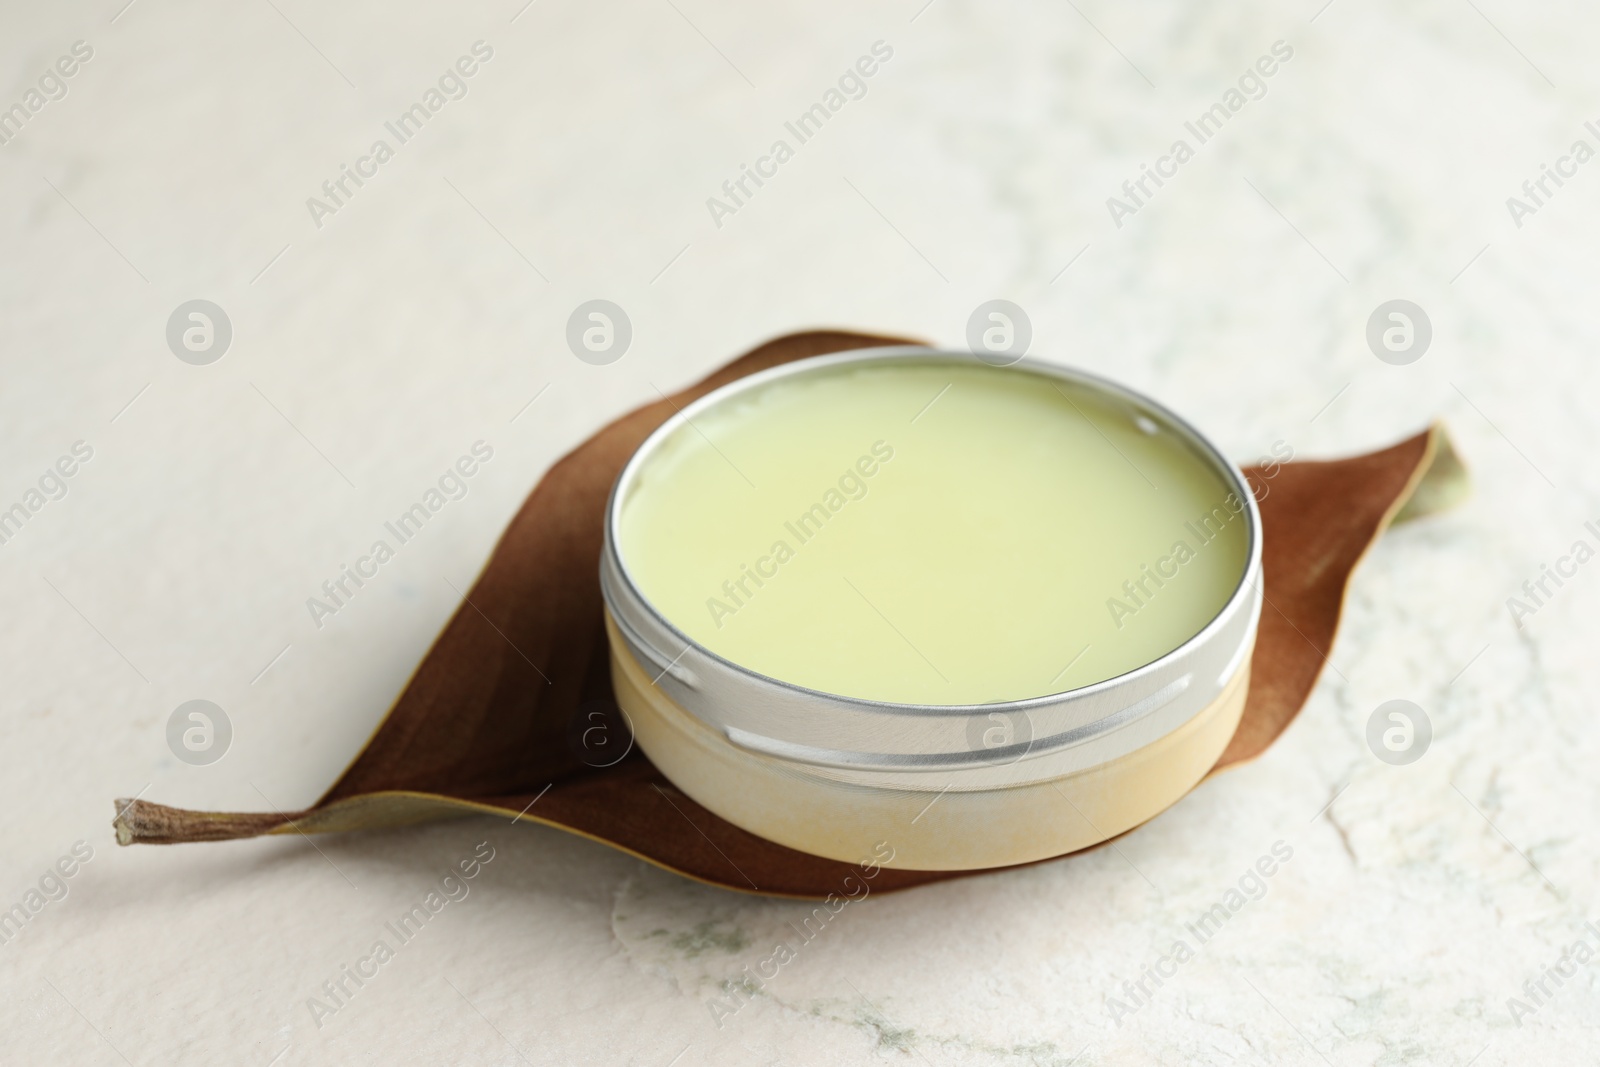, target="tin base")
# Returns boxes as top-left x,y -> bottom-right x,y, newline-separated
607,613 -> 1250,872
